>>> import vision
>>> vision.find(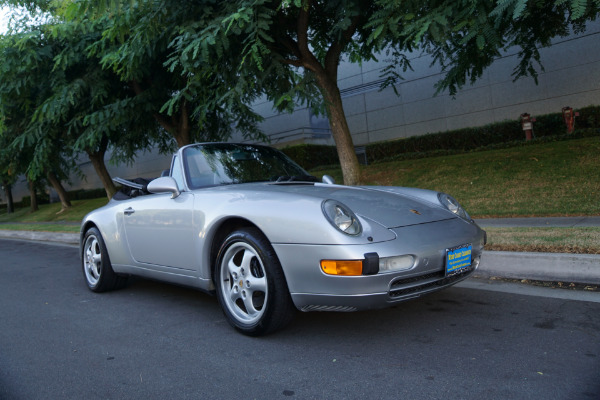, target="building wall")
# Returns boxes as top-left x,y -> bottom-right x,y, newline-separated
238,20 -> 600,146
4,21 -> 599,203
